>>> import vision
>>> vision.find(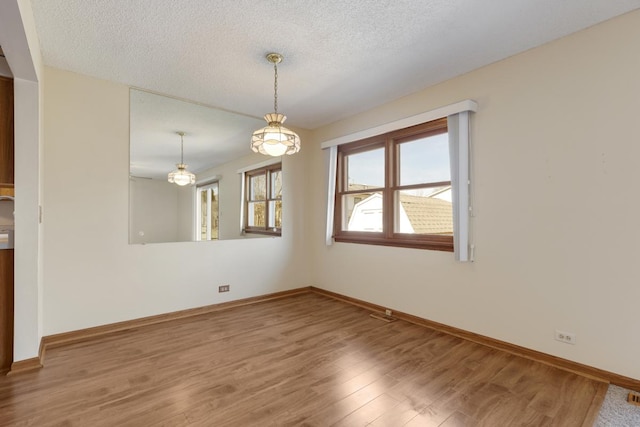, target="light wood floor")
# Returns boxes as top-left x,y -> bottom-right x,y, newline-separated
0,292 -> 606,426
